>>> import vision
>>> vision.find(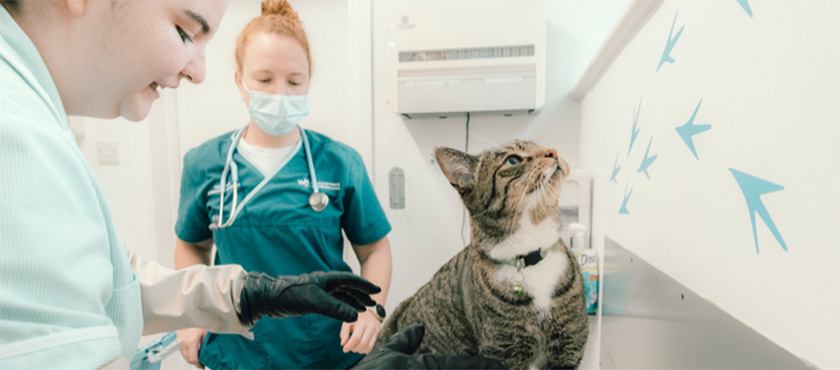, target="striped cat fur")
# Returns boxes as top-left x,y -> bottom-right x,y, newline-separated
377,140 -> 588,369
